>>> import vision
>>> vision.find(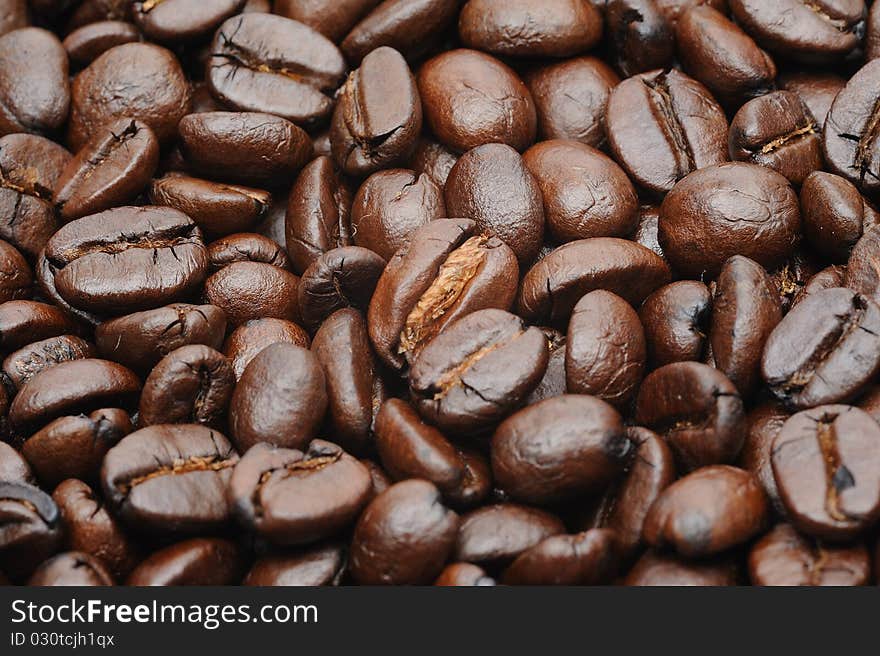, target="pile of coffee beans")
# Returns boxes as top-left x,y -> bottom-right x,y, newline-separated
1,0 -> 880,587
